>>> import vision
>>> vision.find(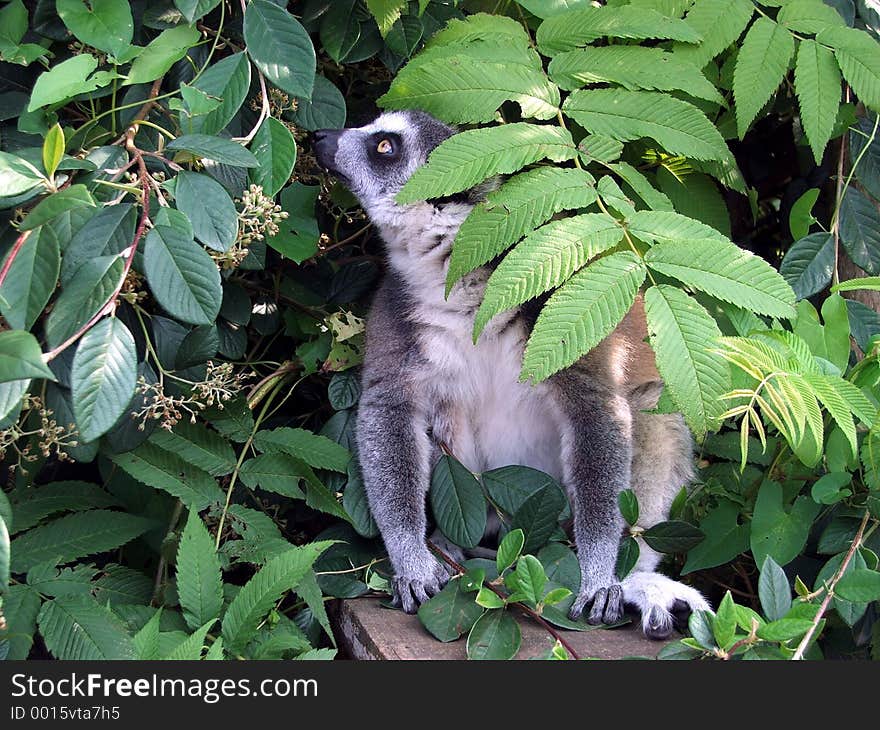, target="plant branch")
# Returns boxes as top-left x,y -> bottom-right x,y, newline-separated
428,540 -> 583,660
0,228 -> 32,290
791,510 -> 871,660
